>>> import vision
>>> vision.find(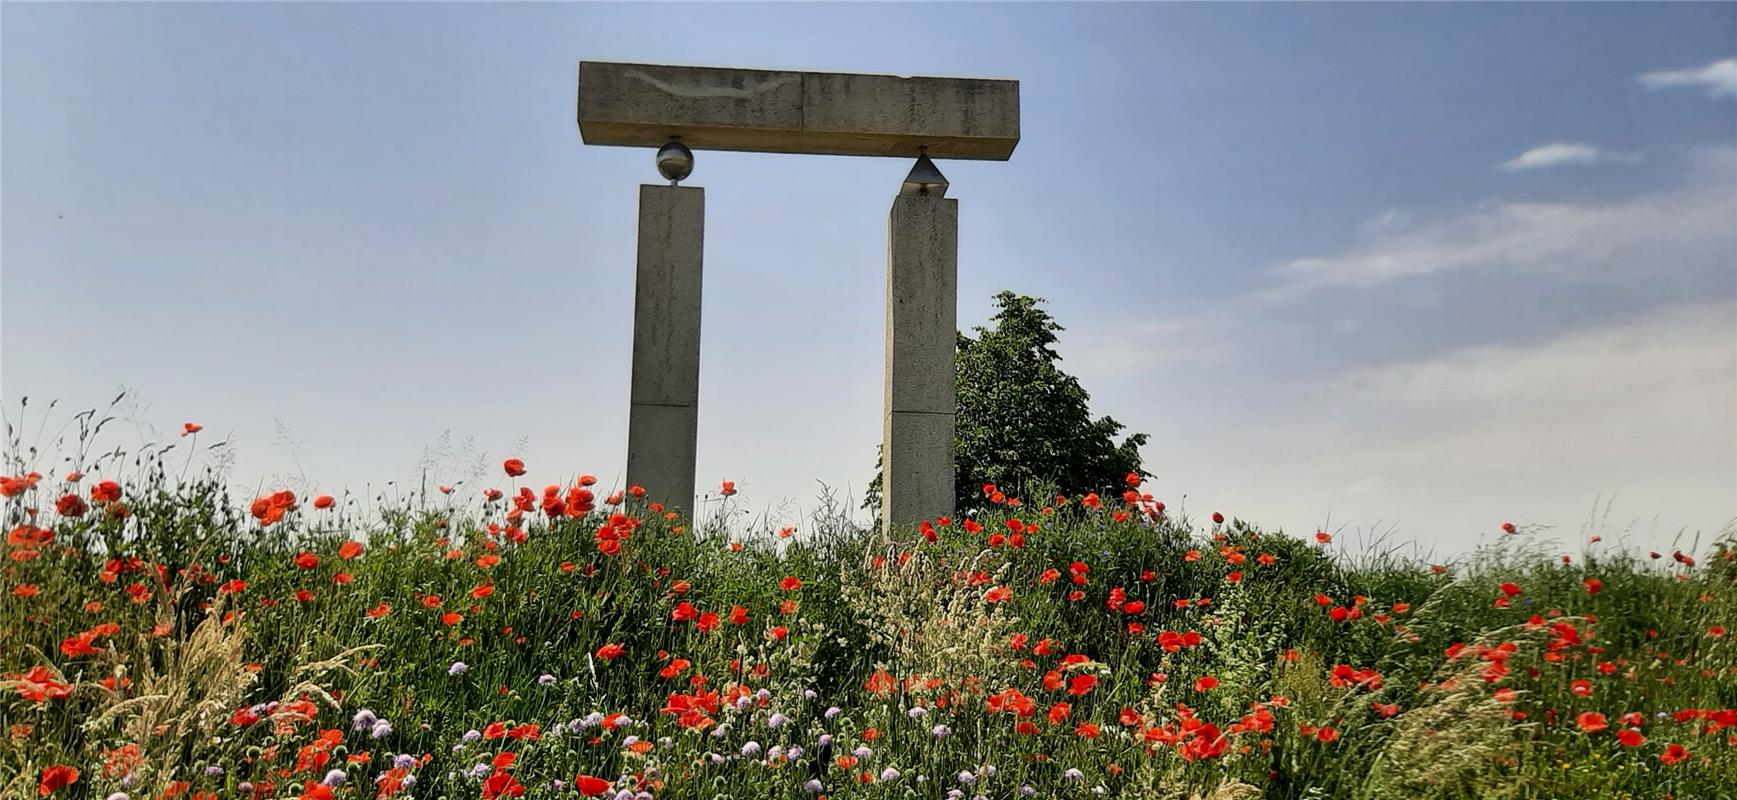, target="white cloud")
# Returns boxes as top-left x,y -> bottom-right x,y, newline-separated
1129,157 -> 1737,554
1499,142 -> 1636,171
1064,316 -> 1233,378
1158,302 -> 1737,554
1263,184 -> 1735,297
1638,57 -> 1737,98
1357,208 -> 1412,240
